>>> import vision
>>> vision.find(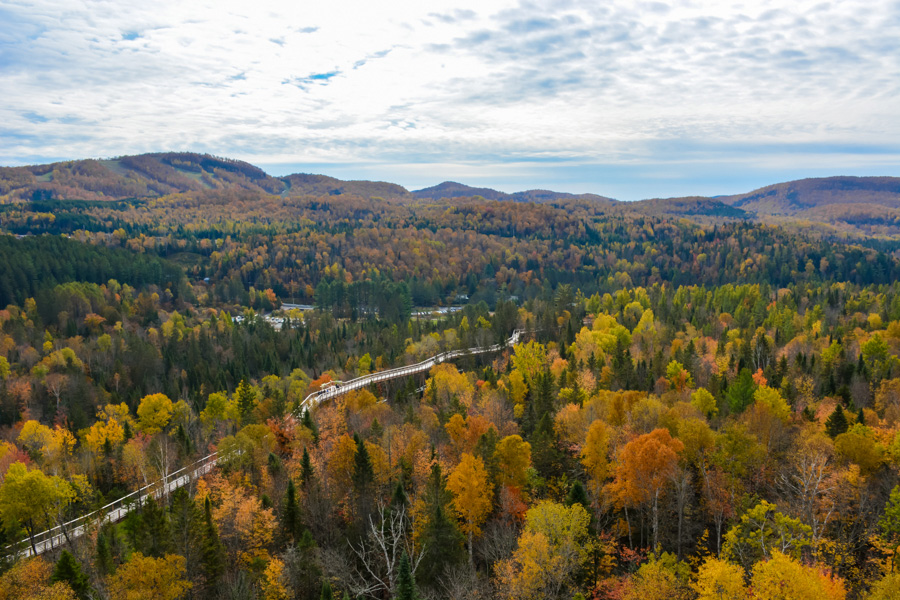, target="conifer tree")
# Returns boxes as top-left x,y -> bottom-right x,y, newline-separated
282,478 -> 302,544
726,368 -> 756,414
566,480 -> 589,508
52,550 -> 90,600
394,552 -> 417,600
826,404 -> 849,438
236,379 -> 256,420
418,463 -> 465,585
300,446 -> 316,488
320,580 -> 334,600
200,497 -> 225,590
96,526 -> 115,576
